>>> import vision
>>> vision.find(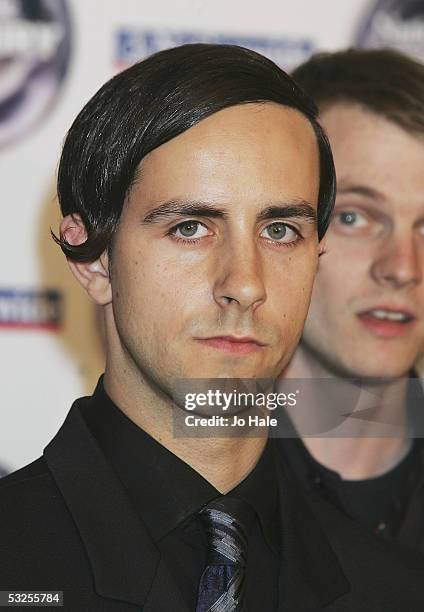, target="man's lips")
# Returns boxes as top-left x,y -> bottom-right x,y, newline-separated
357,306 -> 417,338
195,335 -> 267,355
